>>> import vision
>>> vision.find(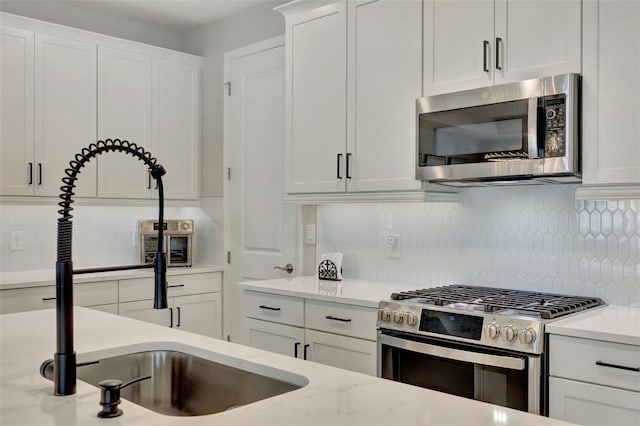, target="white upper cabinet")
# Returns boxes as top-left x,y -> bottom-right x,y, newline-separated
278,0 -> 422,195
578,0 -> 640,196
35,33 -> 97,198
152,59 -> 200,200
424,0 -> 582,96
0,14 -> 202,200
282,1 -> 347,194
97,46 -> 153,199
346,0 -> 422,192
0,26 -> 34,196
1,28 -> 97,197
